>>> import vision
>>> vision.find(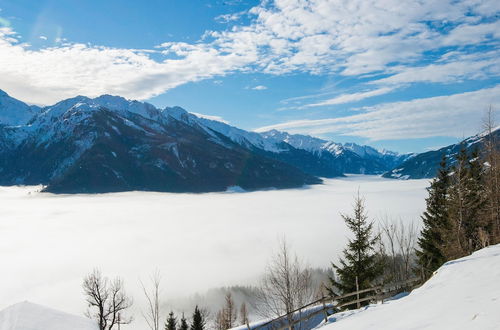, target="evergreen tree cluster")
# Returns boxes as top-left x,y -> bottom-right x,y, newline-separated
417,144 -> 500,279
164,306 -> 205,330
